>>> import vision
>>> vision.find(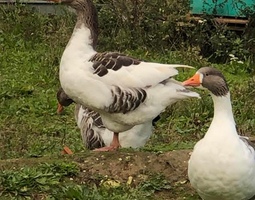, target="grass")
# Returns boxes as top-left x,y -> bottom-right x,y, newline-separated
1,4 -> 254,159
0,3 -> 255,200
0,159 -> 200,200
0,162 -> 78,198
0,4 -> 83,160
50,184 -> 151,200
